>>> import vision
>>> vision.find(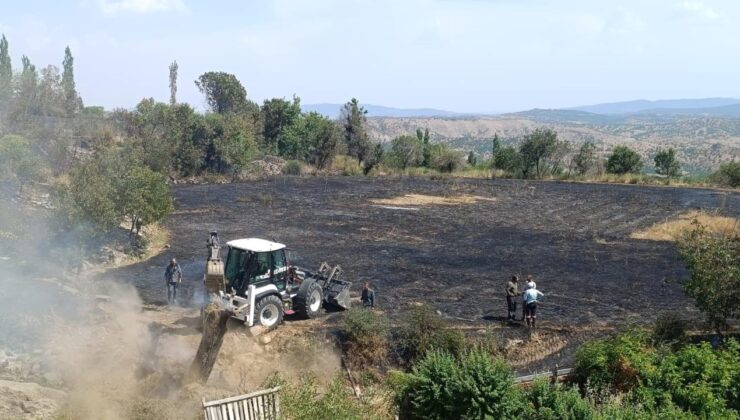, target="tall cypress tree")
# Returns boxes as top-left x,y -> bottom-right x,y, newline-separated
62,46 -> 81,115
169,61 -> 178,105
0,35 -> 12,105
